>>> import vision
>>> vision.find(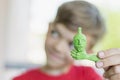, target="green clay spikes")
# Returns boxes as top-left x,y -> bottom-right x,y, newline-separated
71,27 -> 99,62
